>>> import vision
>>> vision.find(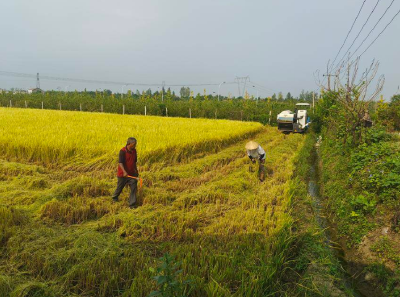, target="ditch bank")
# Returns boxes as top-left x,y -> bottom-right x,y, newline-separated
288,134 -> 370,296
307,138 -> 385,297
